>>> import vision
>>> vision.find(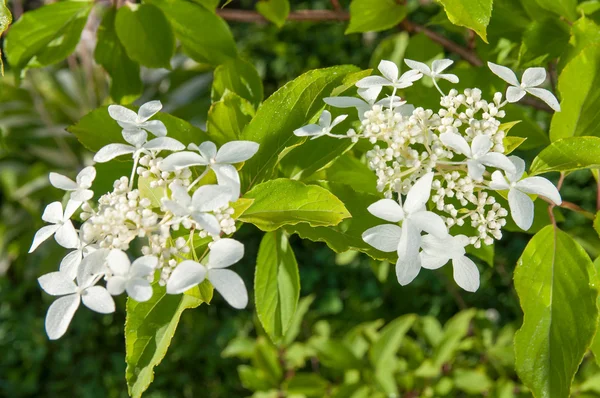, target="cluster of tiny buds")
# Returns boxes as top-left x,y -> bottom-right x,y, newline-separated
137,155 -> 192,188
